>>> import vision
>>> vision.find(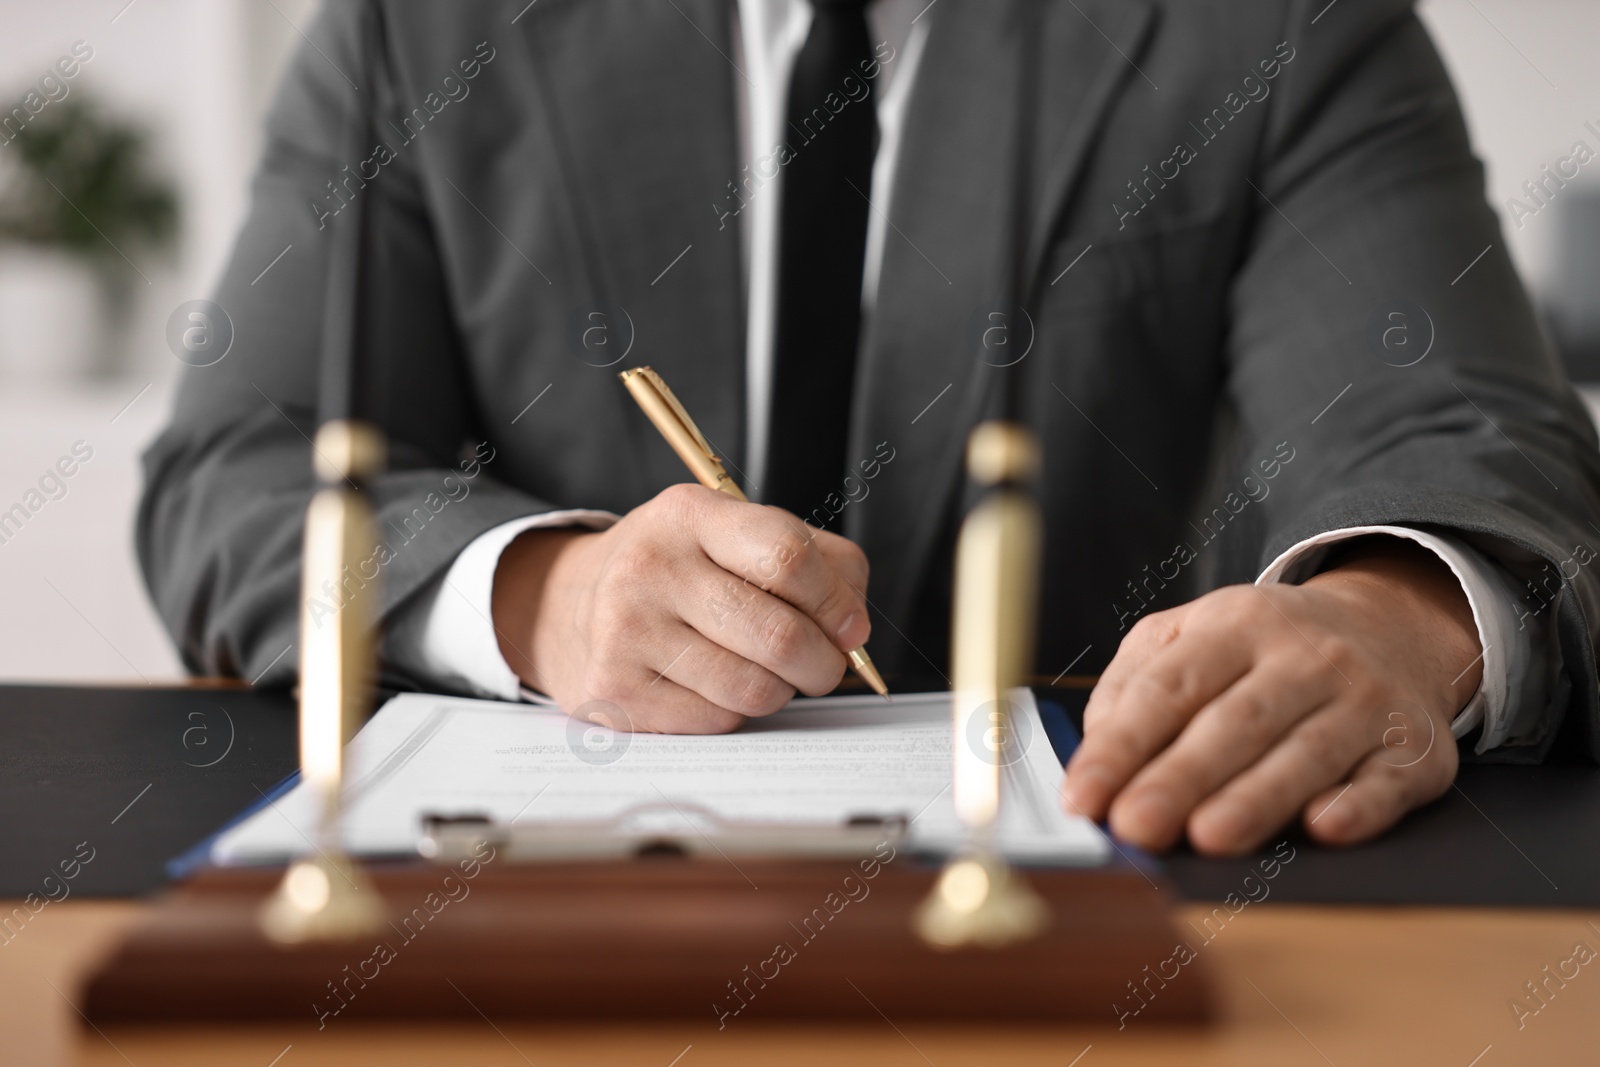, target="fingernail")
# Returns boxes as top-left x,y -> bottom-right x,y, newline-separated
1063,766 -> 1114,814
1312,798 -> 1351,836
1202,801 -> 1251,844
1120,788 -> 1175,836
836,612 -> 862,642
